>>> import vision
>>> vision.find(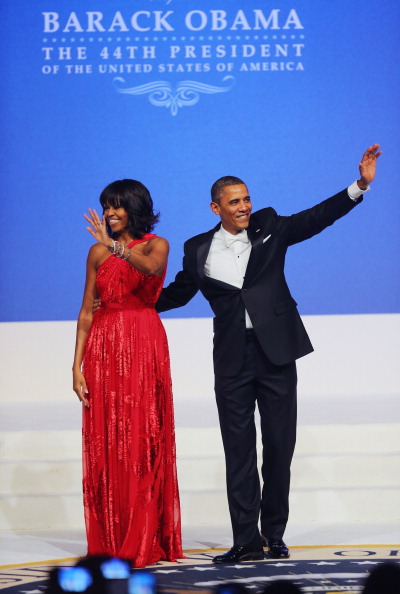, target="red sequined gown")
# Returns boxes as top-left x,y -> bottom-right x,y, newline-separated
82,234 -> 183,567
